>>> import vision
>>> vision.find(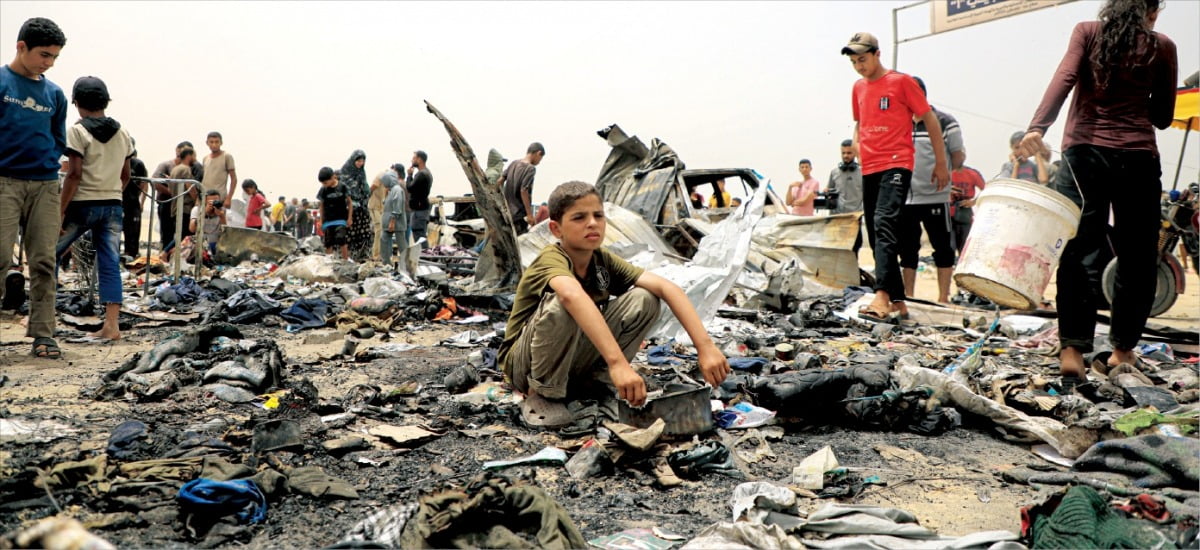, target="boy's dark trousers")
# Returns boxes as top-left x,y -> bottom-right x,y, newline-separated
123,210 -> 141,257
157,206 -> 175,248
862,168 -> 912,300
